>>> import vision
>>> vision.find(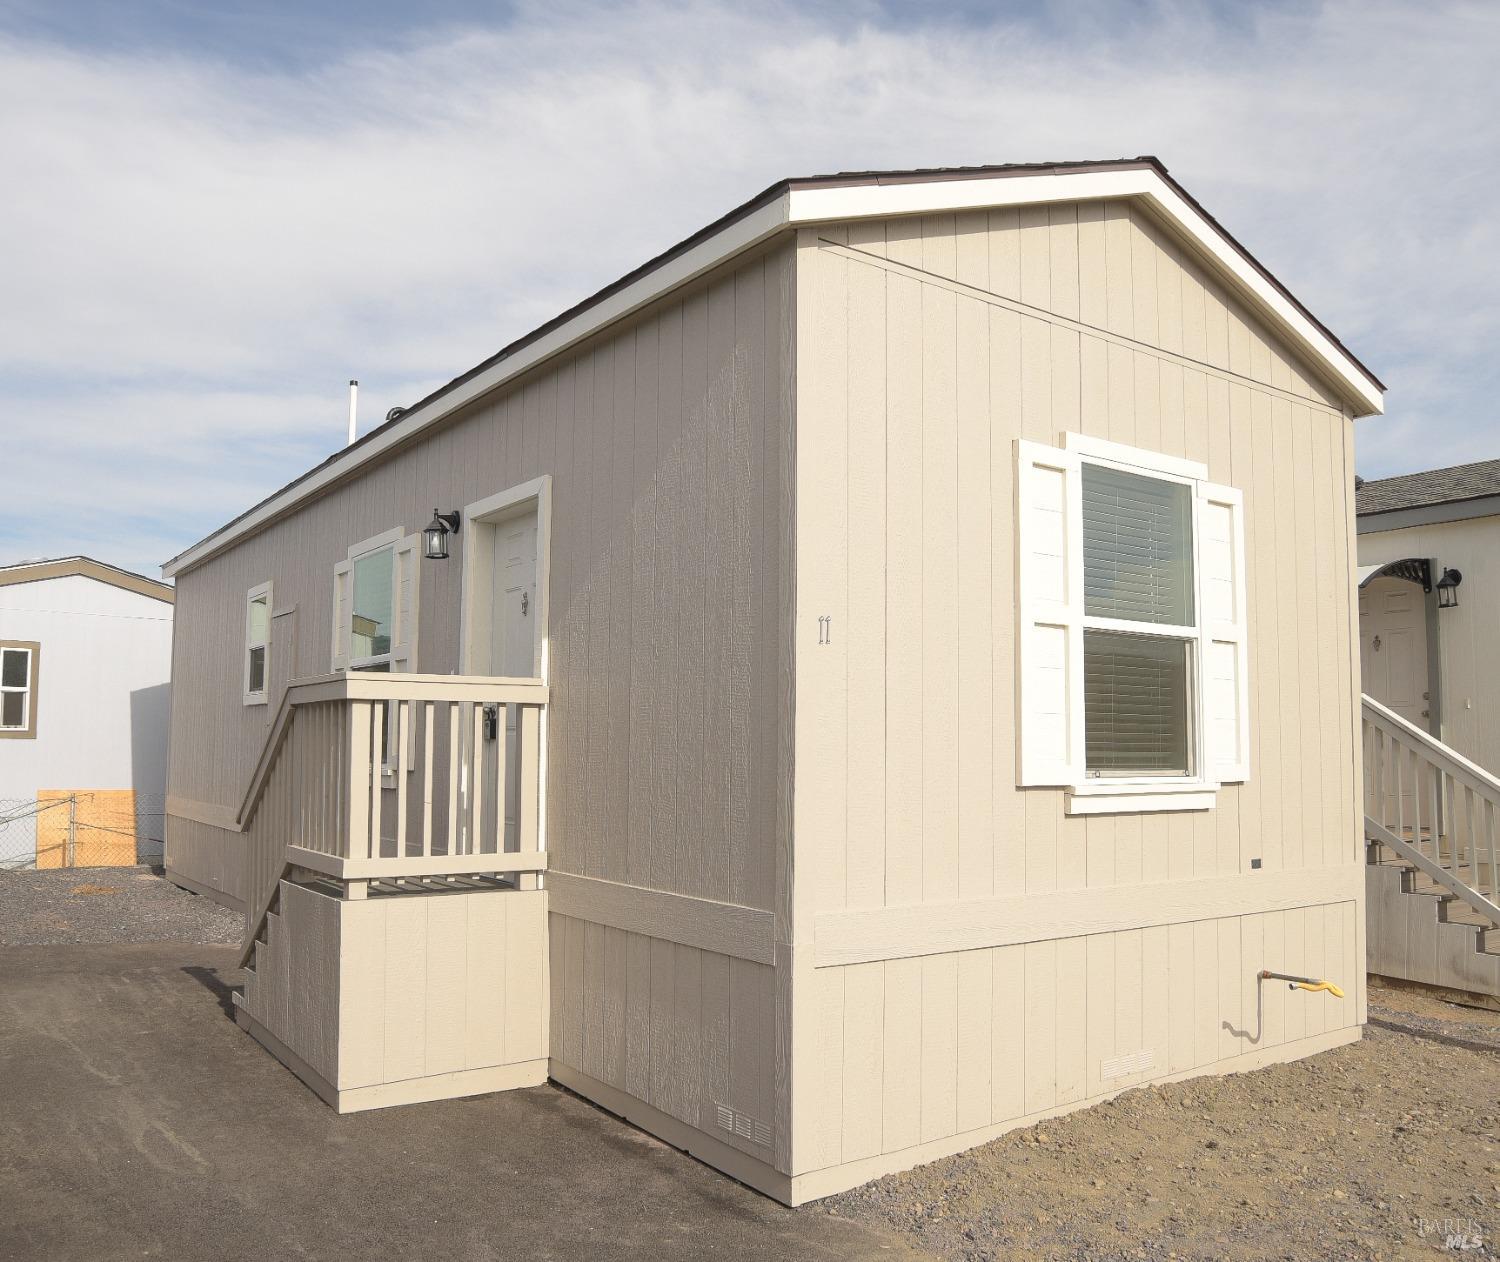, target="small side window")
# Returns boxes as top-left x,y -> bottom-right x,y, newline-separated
0,643 -> 38,738
244,582 -> 272,705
